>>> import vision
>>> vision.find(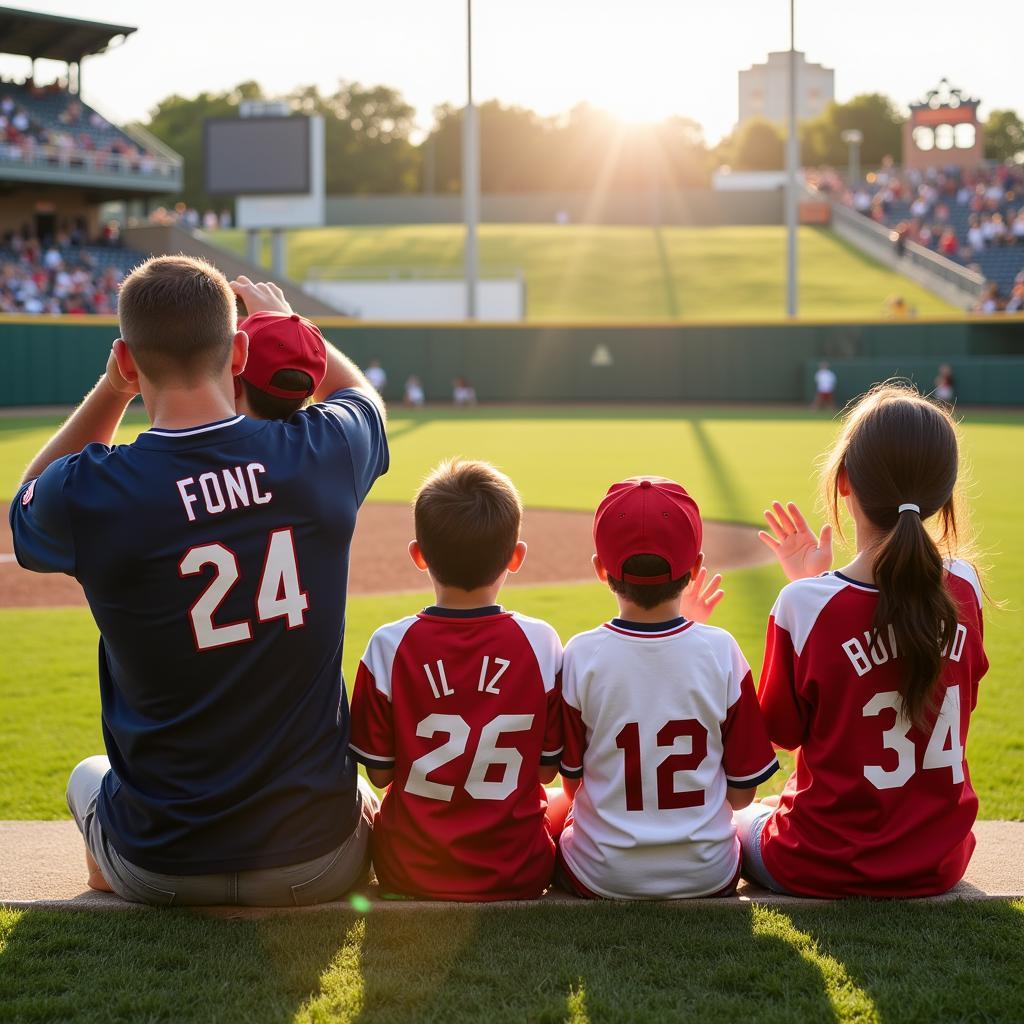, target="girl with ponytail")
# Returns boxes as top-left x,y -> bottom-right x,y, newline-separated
735,383 -> 989,898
